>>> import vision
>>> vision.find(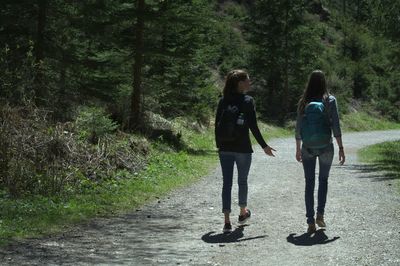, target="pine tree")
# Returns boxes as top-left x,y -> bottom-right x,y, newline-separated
248,0 -> 322,123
